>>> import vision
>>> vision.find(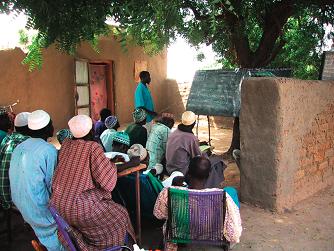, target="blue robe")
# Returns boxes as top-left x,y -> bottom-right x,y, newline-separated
9,138 -> 65,251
